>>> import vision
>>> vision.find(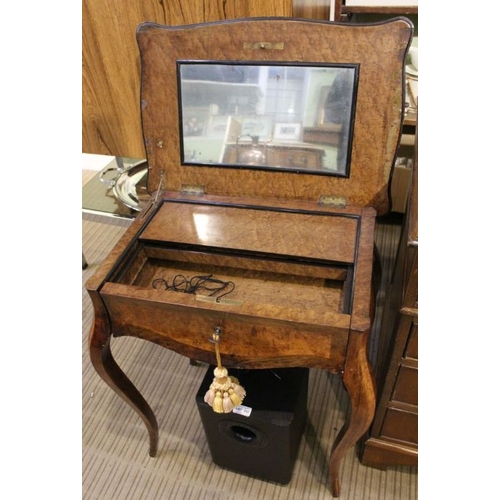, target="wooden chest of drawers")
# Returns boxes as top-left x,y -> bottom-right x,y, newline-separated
361,129 -> 418,469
